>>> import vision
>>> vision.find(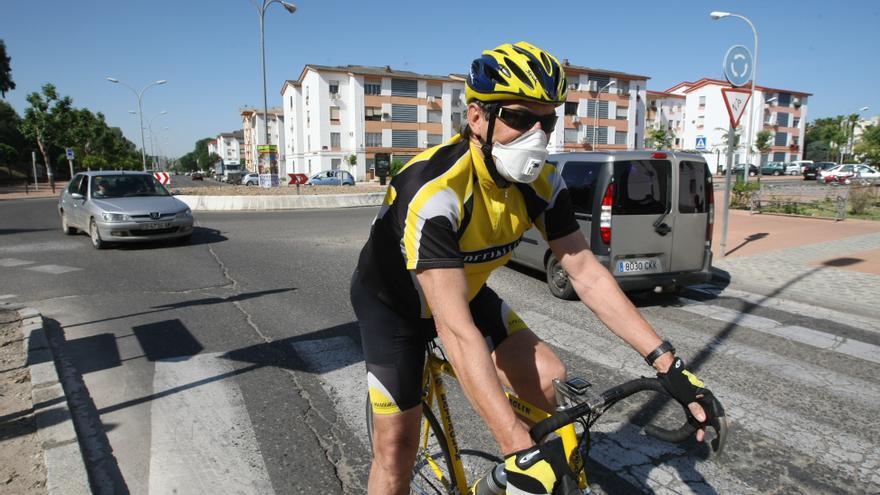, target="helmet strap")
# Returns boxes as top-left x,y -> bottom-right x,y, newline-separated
478,103 -> 510,188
